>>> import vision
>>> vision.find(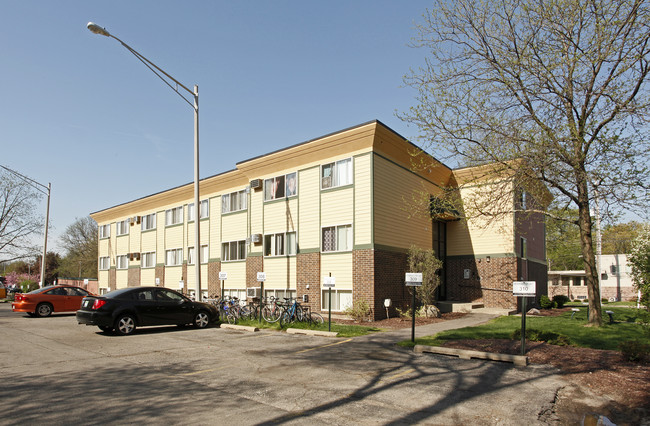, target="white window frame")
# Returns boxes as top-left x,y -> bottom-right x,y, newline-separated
116,255 -> 129,270
321,158 -> 352,189
99,224 -> 110,239
264,231 -> 297,257
116,220 -> 129,236
99,256 -> 110,270
165,248 -> 183,266
165,206 -> 183,226
188,200 -> 209,221
141,213 -> 156,231
221,190 -> 247,214
141,251 -> 156,269
221,240 -> 246,262
321,289 -> 352,311
188,245 -> 208,265
321,224 -> 352,252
